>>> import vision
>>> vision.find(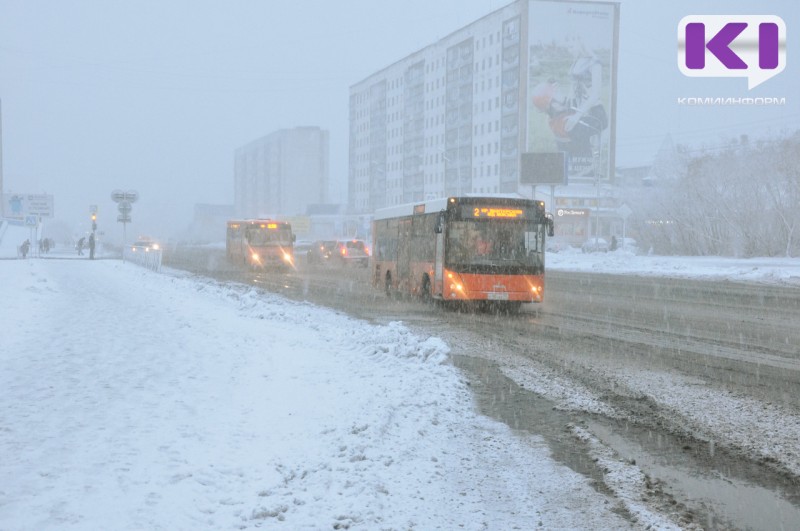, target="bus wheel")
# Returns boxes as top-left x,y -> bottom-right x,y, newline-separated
421,275 -> 432,304
384,272 -> 393,298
